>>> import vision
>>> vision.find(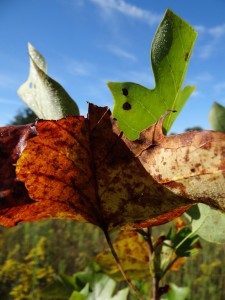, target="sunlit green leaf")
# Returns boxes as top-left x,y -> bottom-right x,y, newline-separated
187,204 -> 225,244
86,274 -> 129,300
17,43 -> 79,120
69,284 -> 89,300
166,283 -> 189,300
209,102 -> 225,132
108,9 -> 197,140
